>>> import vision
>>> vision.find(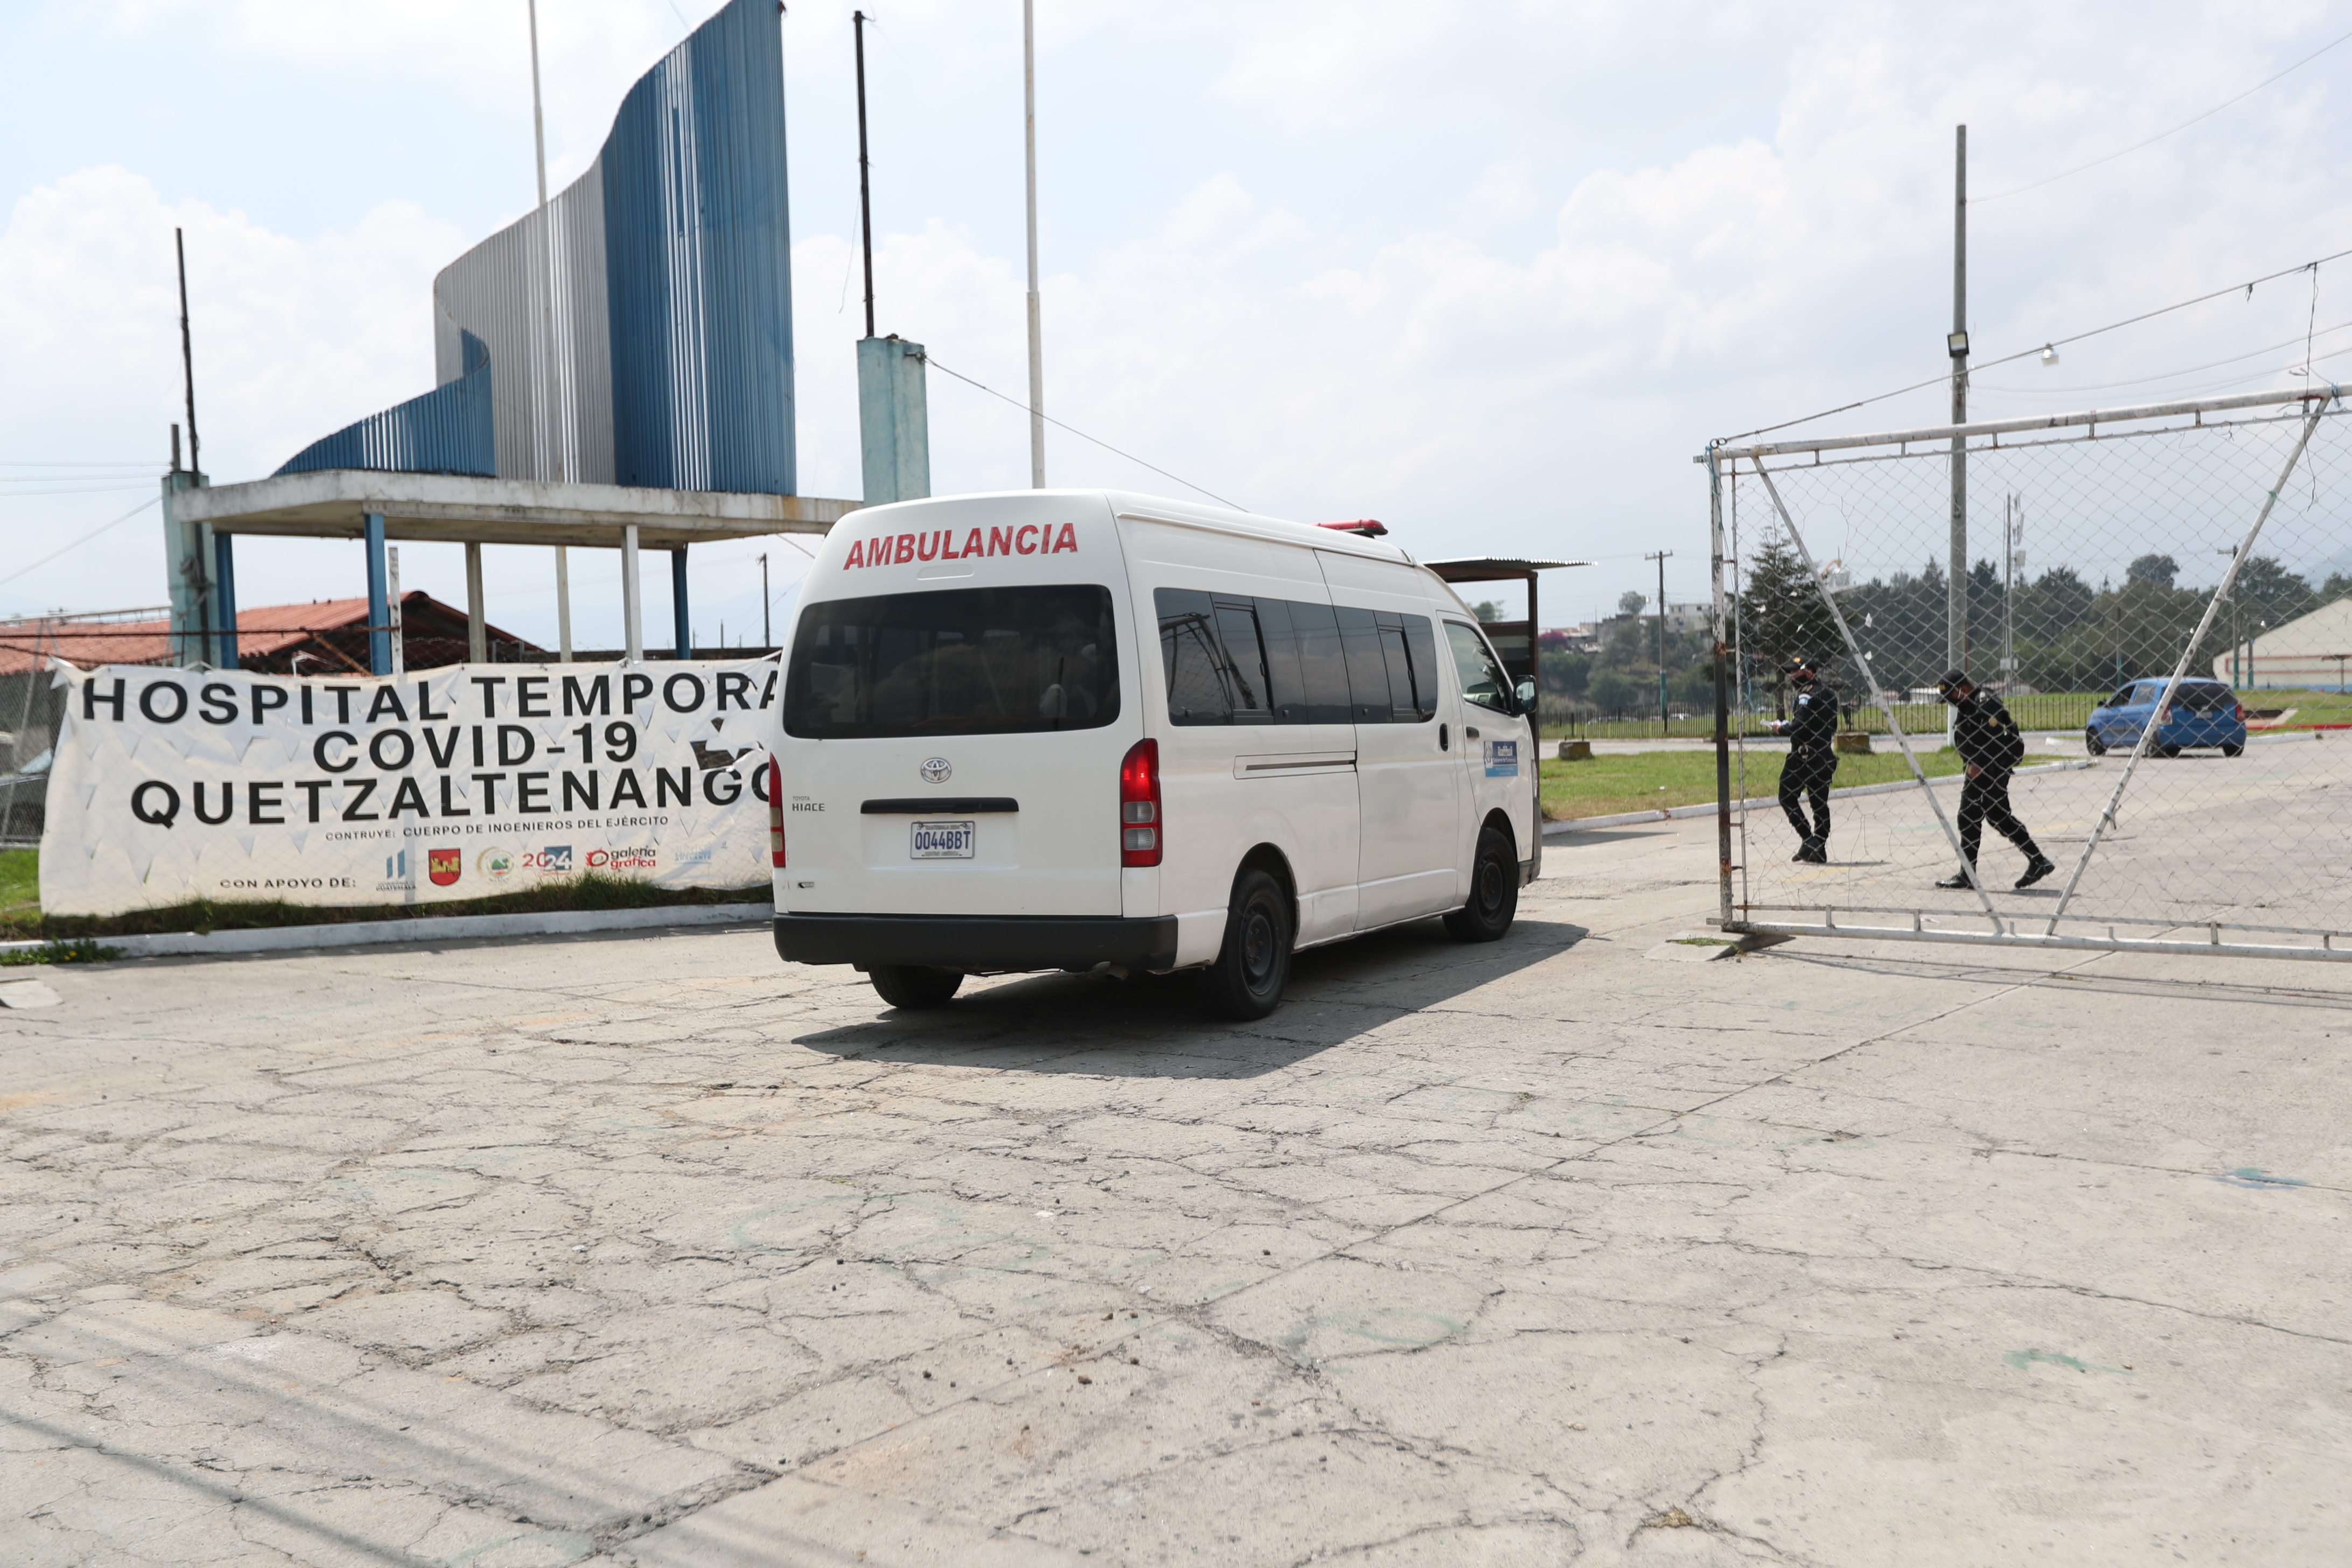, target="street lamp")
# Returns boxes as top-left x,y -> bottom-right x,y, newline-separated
1947,331 -> 1970,359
